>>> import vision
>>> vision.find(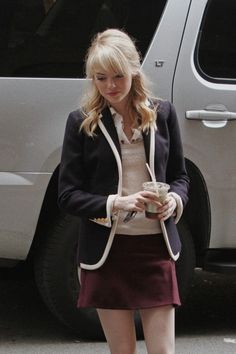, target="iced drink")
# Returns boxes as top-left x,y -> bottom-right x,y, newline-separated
142,181 -> 170,219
